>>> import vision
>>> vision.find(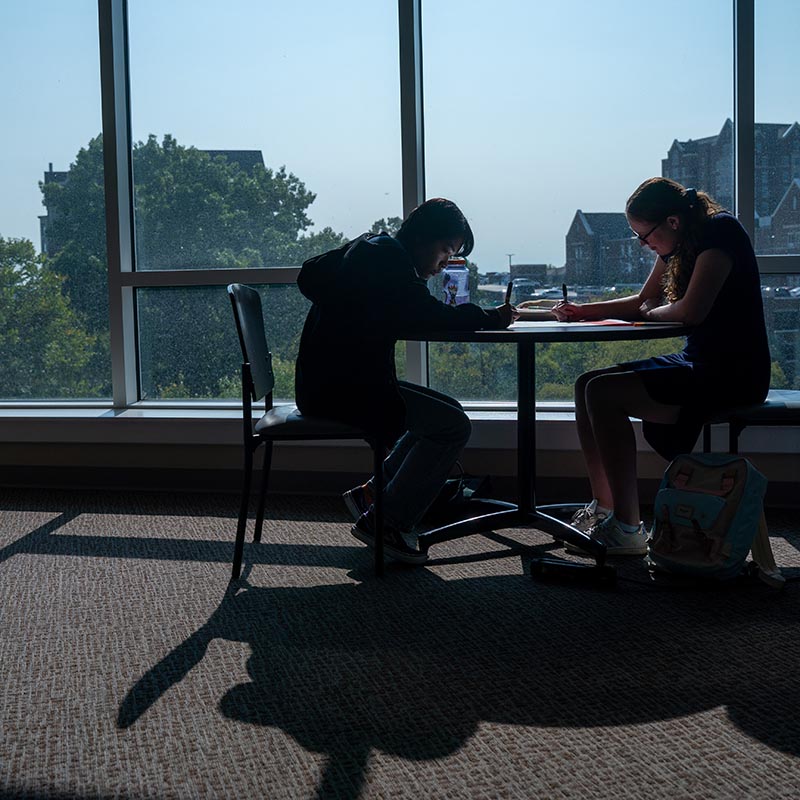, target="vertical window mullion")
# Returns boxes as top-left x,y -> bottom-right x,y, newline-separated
734,0 -> 755,240
98,0 -> 138,407
398,0 -> 428,385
